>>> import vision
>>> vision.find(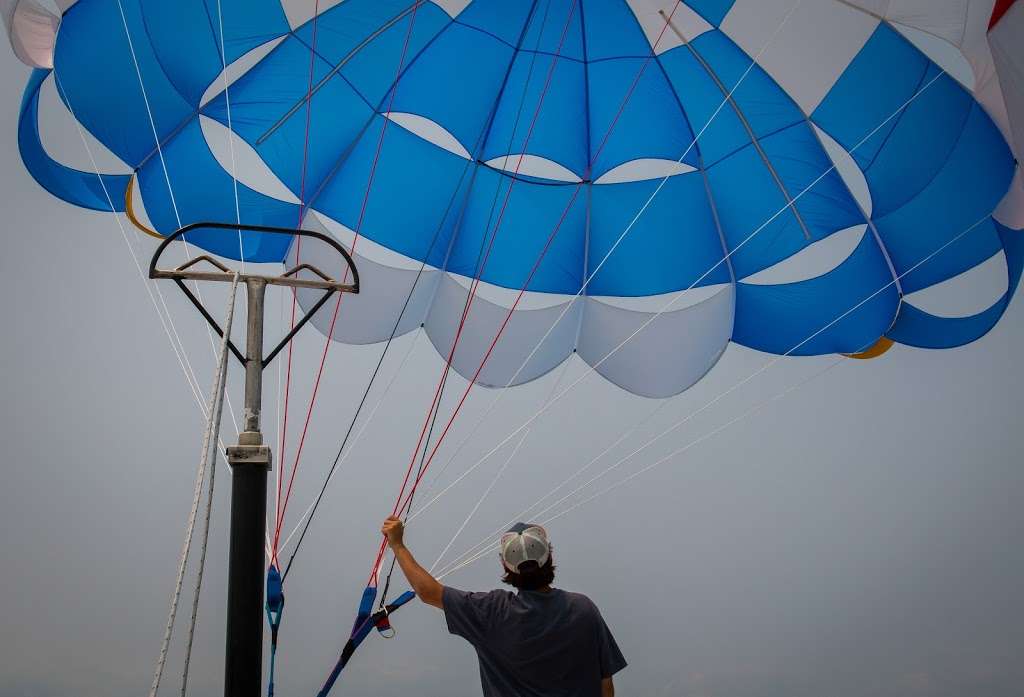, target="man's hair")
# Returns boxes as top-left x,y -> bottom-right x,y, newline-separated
502,552 -> 555,591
